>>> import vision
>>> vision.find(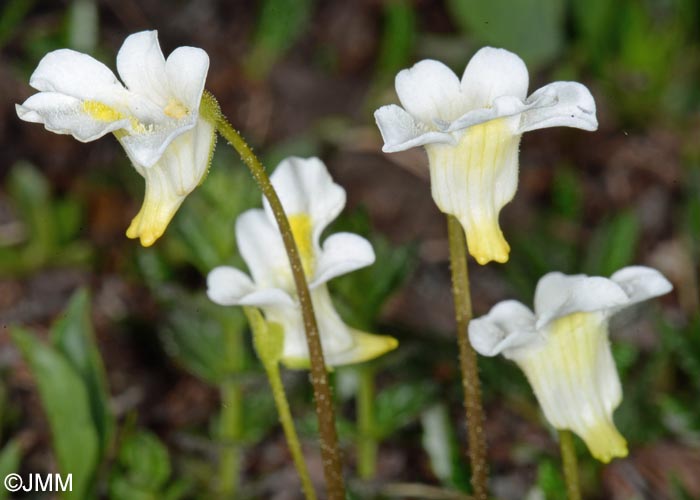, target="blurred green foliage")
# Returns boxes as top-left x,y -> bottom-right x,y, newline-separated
0,162 -> 92,275
4,0 -> 700,498
447,0 -> 565,69
109,430 -> 190,500
245,0 -> 314,80
0,440 -> 21,500
12,290 -> 106,500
